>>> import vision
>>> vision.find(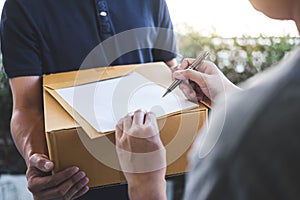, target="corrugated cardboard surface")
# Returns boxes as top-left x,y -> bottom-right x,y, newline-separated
43,62 -> 208,187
